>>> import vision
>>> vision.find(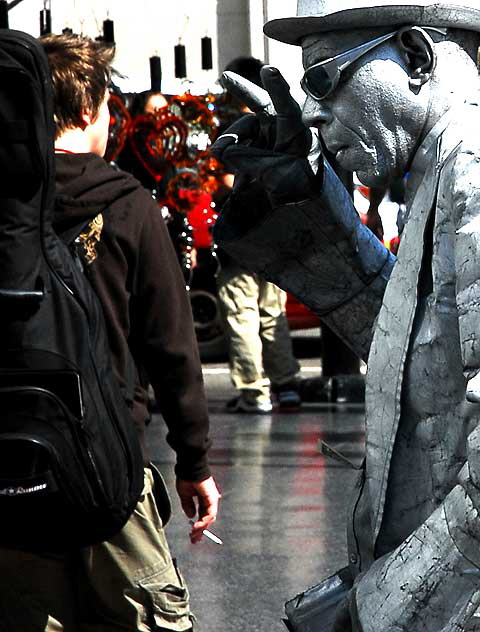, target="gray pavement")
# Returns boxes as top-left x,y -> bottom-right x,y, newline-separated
147,361 -> 365,632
